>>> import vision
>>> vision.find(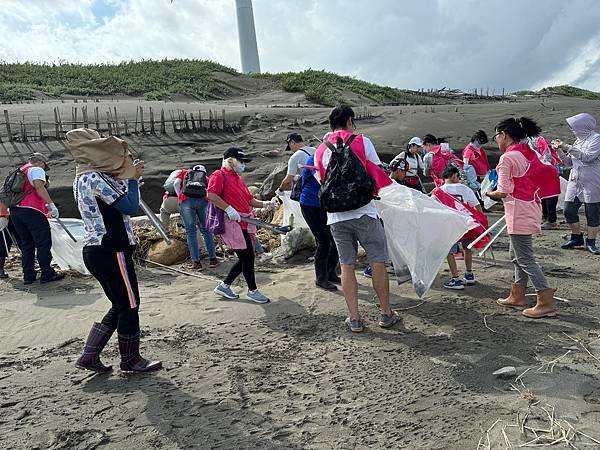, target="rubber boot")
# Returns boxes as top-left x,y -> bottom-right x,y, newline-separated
496,283 -> 527,309
585,239 -> 600,255
561,233 -> 584,249
0,258 -> 7,279
75,322 -> 114,373
522,288 -> 557,319
118,333 -> 162,373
